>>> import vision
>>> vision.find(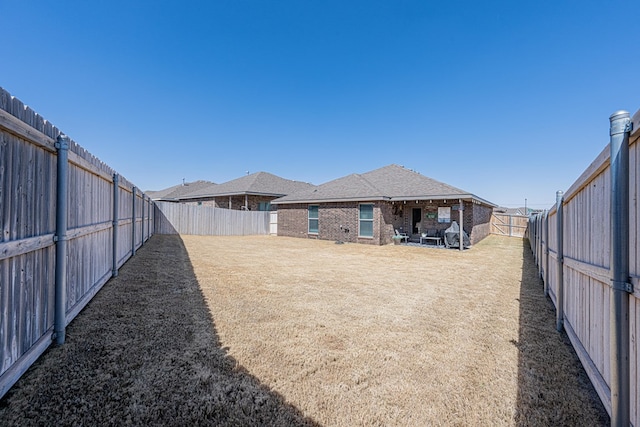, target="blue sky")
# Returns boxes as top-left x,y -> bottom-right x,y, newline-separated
3,0 -> 639,208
